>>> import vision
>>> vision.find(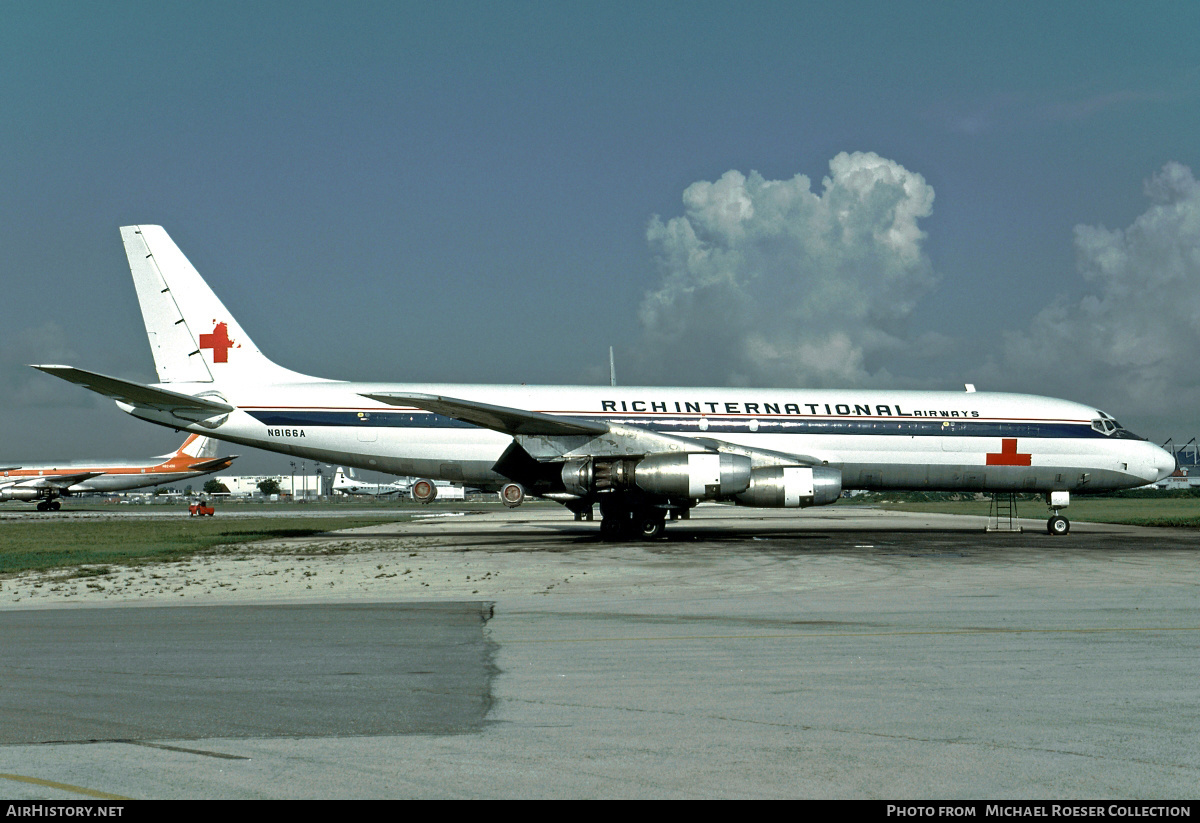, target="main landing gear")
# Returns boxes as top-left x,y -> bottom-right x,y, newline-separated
598,495 -> 670,541
35,500 -> 62,512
